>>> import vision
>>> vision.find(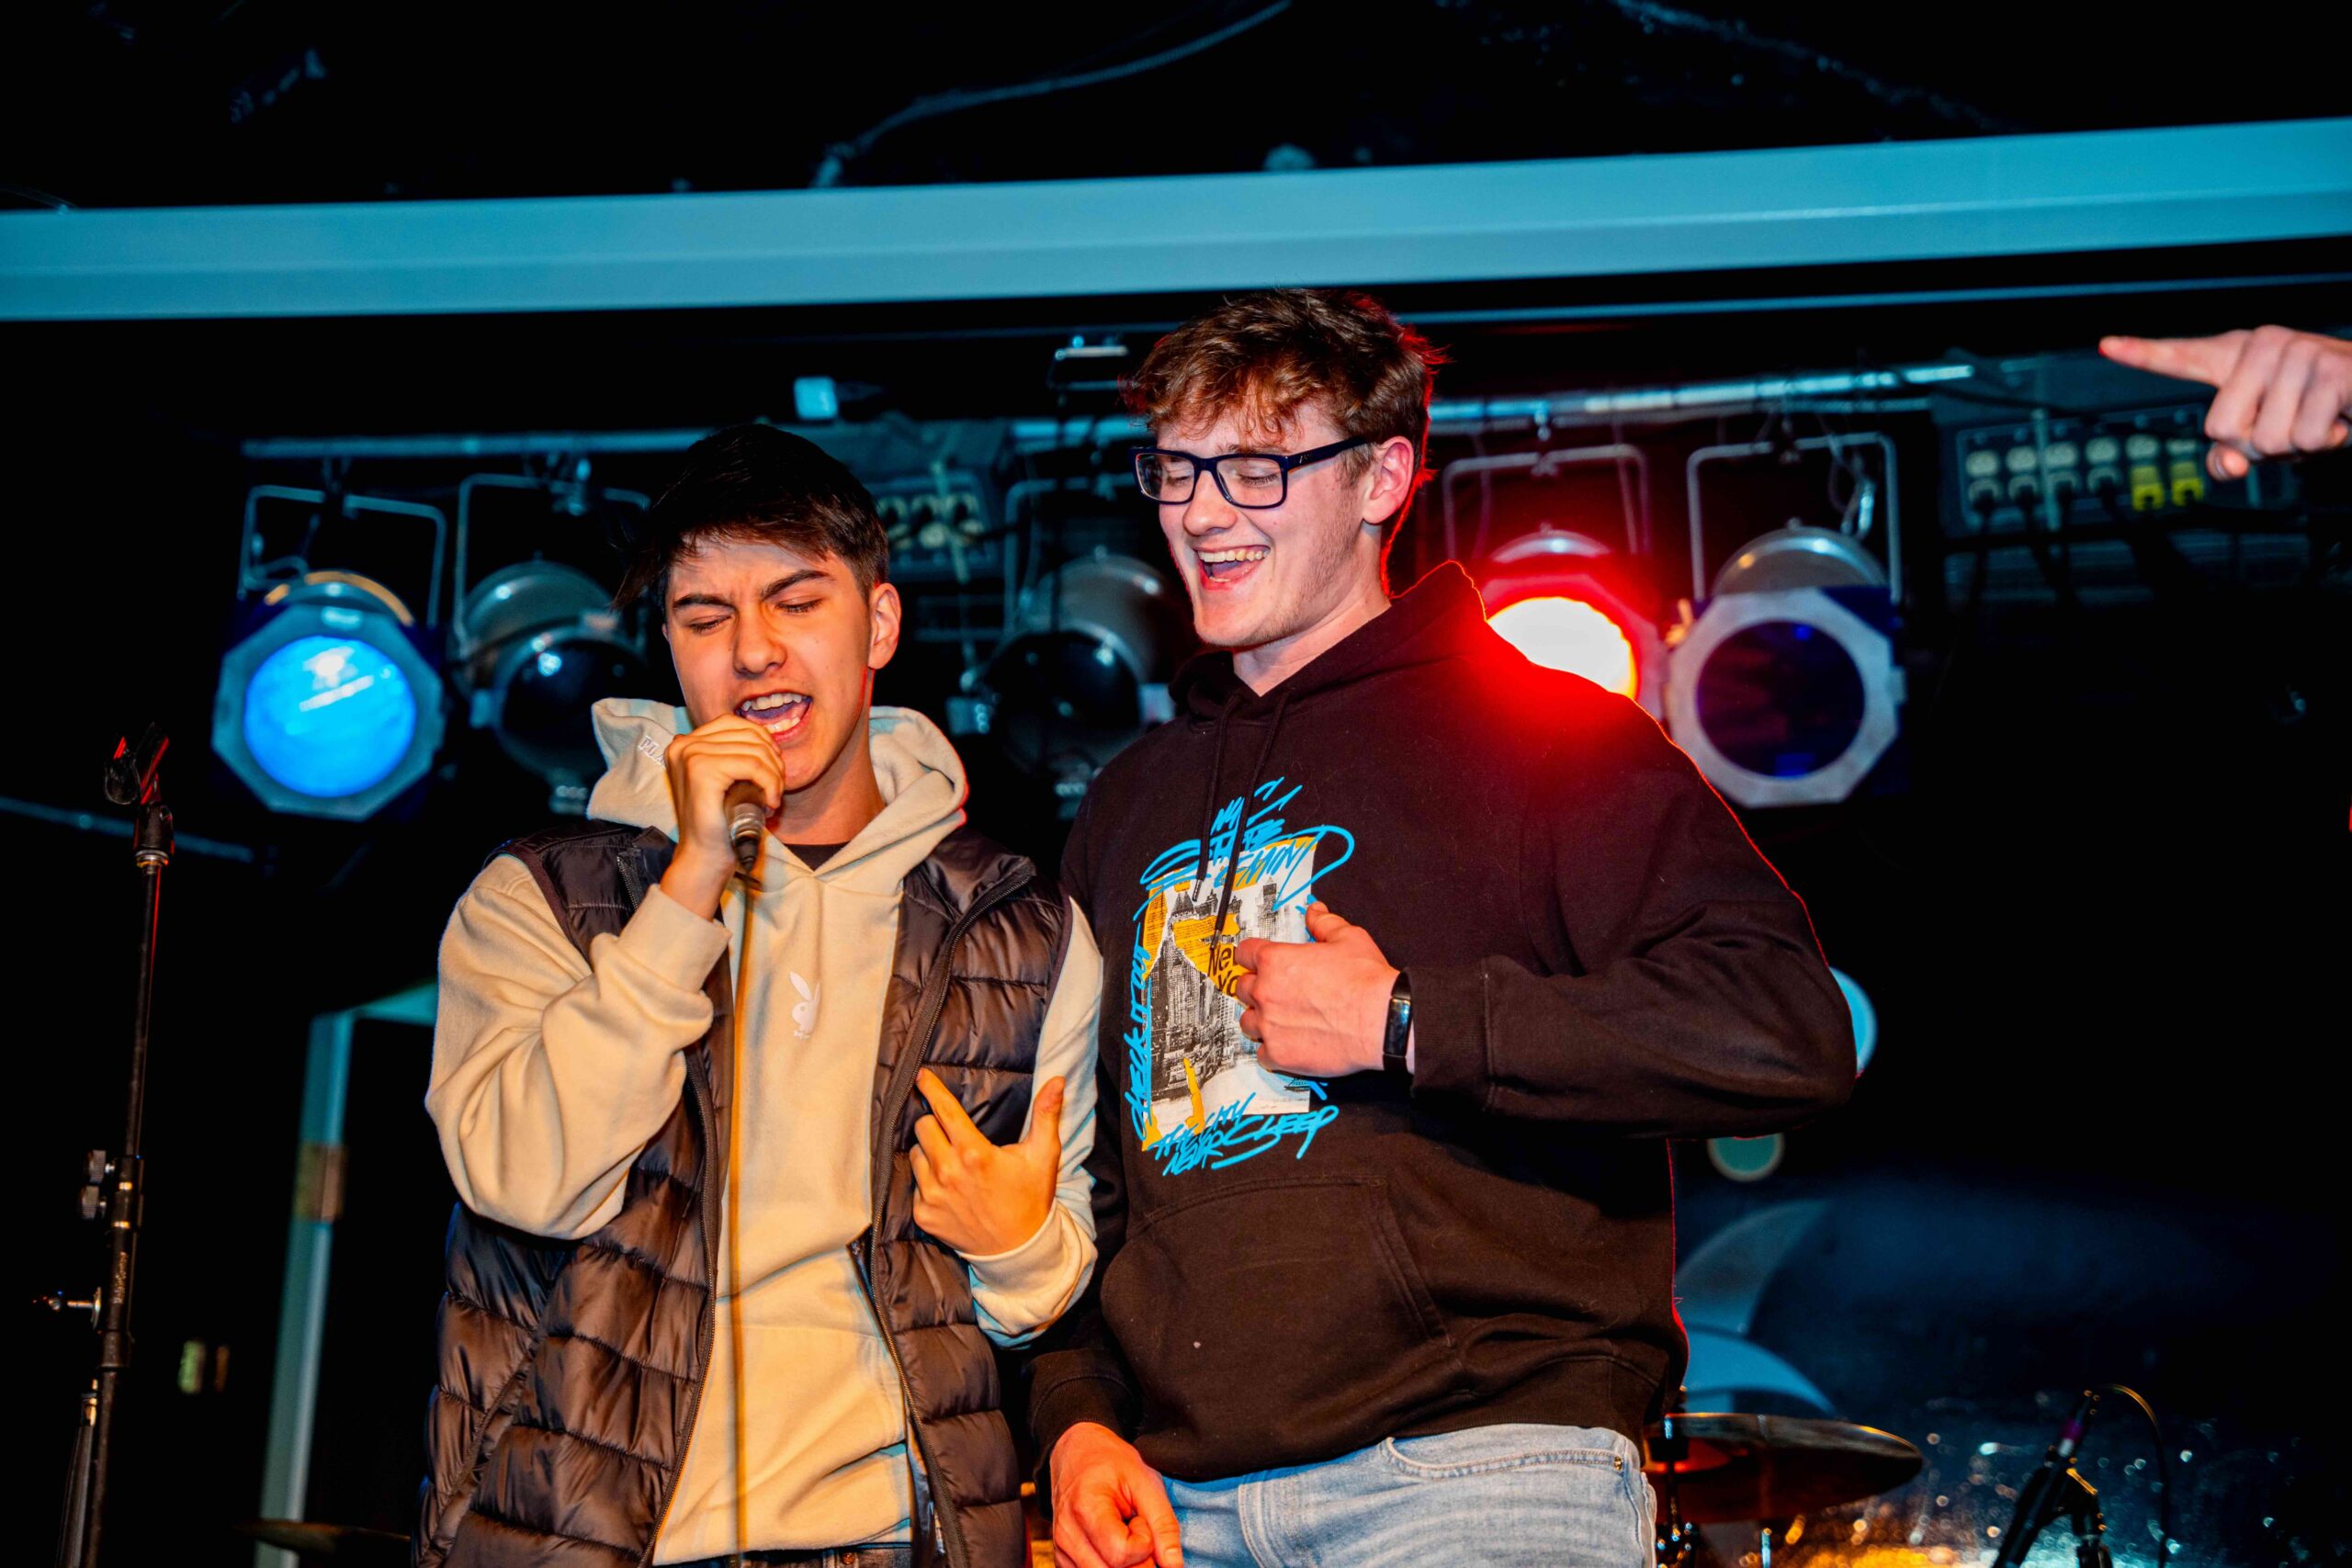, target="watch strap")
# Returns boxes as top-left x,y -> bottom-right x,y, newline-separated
1382,971 -> 1413,1078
